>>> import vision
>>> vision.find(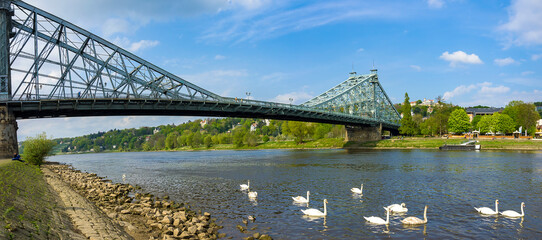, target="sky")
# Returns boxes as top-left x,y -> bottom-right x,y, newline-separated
16,0 -> 542,140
